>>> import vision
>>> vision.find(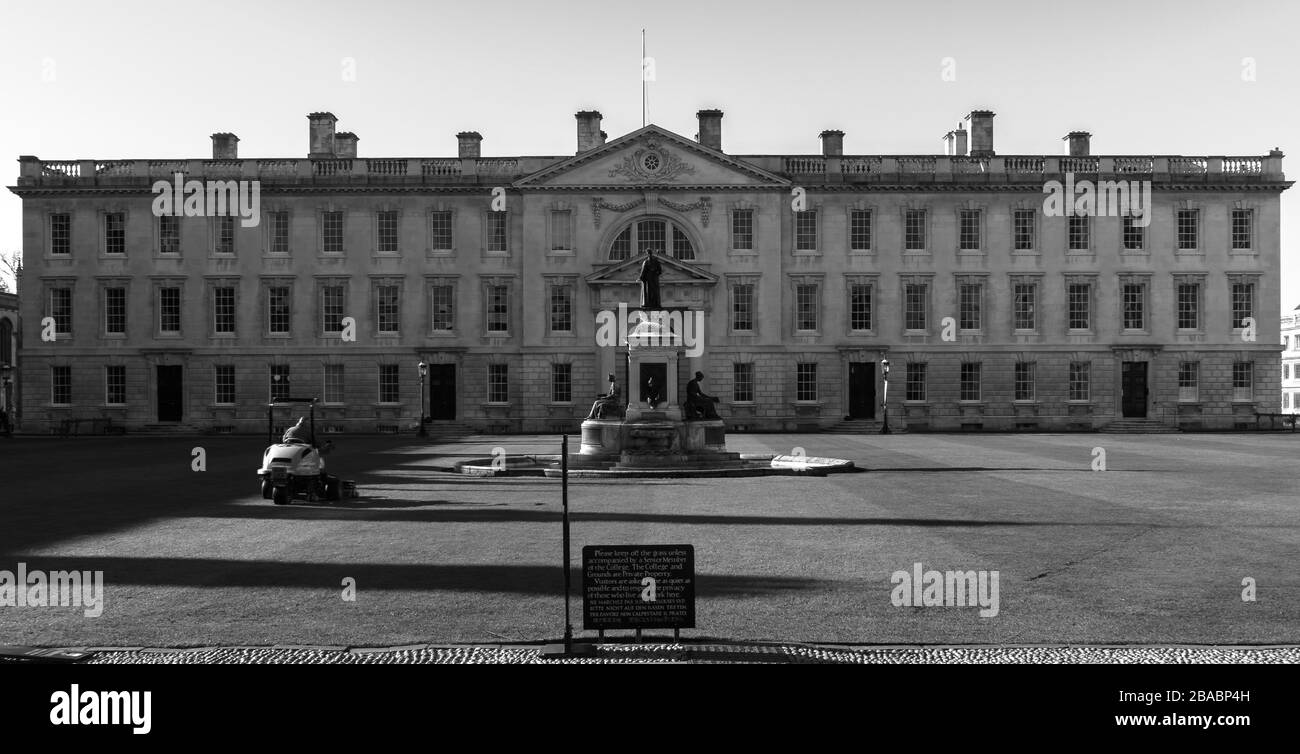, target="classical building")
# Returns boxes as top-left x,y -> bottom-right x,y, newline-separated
1282,307 -> 1300,414
8,108 -> 1290,433
0,289 -> 17,428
